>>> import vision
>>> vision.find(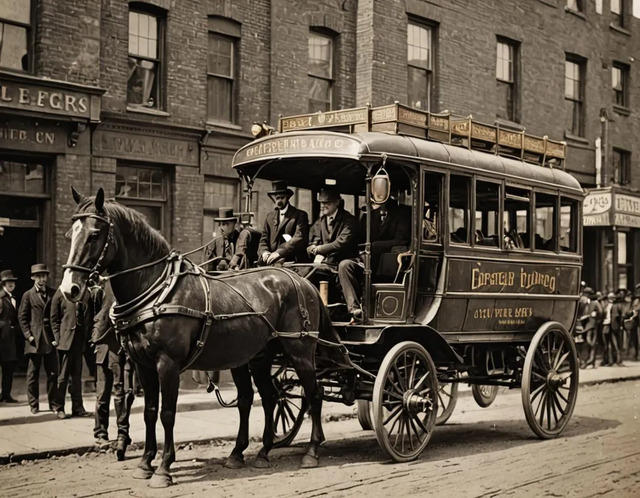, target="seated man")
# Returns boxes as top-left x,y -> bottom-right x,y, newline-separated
204,207 -> 240,271
306,188 -> 358,302
338,197 -> 410,321
258,180 -> 309,265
